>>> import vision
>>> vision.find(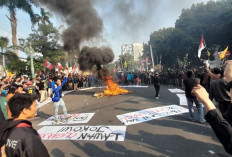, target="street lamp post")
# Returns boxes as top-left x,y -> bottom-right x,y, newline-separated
0,47 -> 5,77
18,38 -> 35,79
1,47 -> 5,68
29,43 -> 35,78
